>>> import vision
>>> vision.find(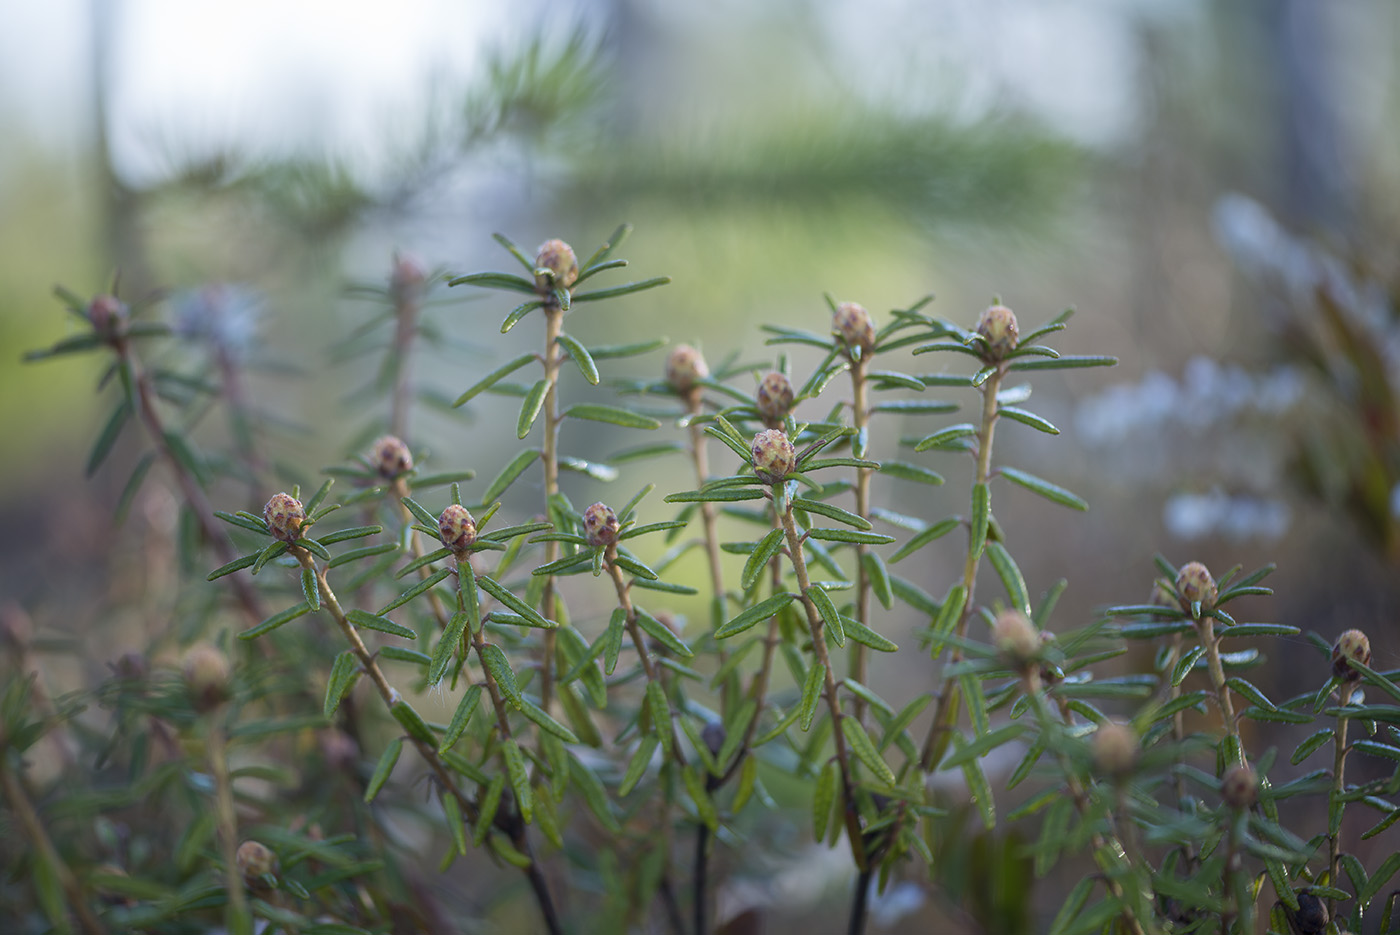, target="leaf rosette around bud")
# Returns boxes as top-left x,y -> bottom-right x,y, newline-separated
438,504 -> 477,554
235,840 -> 279,890
390,252 -> 427,303
1175,561 -> 1218,613
183,644 -> 231,713
755,371 -> 794,427
751,429 -> 796,485
1220,764 -> 1257,809
992,610 -> 1040,669
87,294 -> 129,340
975,304 -> 1019,360
583,502 -> 620,549
1092,722 -> 1139,779
534,238 -> 579,293
370,435 -> 413,479
1332,629 -> 1371,683
263,493 -> 305,543
832,301 -> 876,357
665,344 -> 709,395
